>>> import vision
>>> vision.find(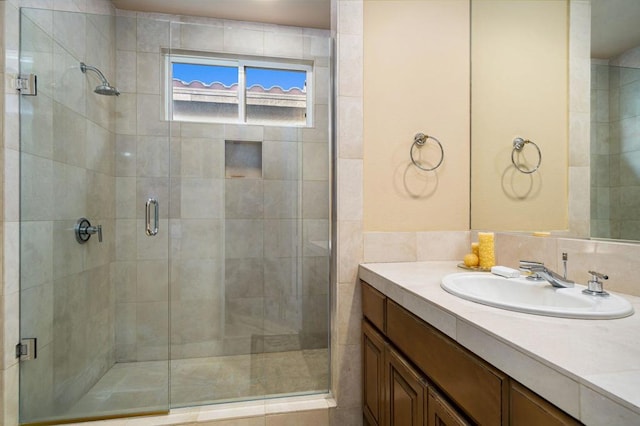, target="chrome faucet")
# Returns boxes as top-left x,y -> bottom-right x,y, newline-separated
519,260 -> 575,288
